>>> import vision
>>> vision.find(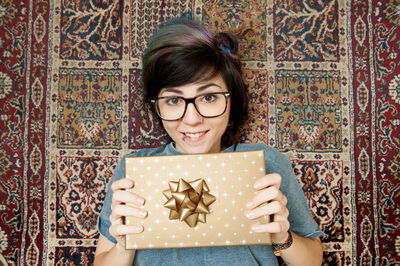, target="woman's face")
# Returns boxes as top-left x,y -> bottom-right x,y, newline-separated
158,74 -> 231,154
